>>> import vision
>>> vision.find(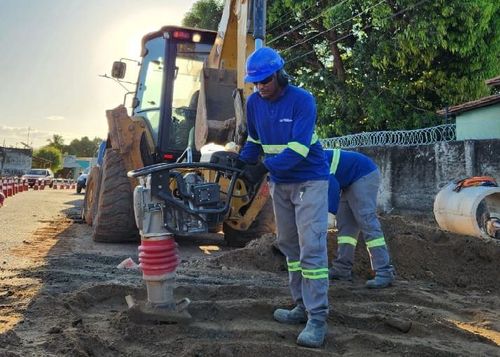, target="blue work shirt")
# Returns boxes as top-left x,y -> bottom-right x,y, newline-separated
239,85 -> 329,183
325,149 -> 378,214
